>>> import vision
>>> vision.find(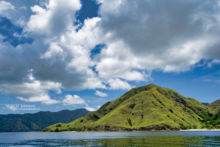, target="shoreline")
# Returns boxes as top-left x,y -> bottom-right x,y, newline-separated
1,129 -> 220,133
181,129 -> 220,131
44,128 -> 220,132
